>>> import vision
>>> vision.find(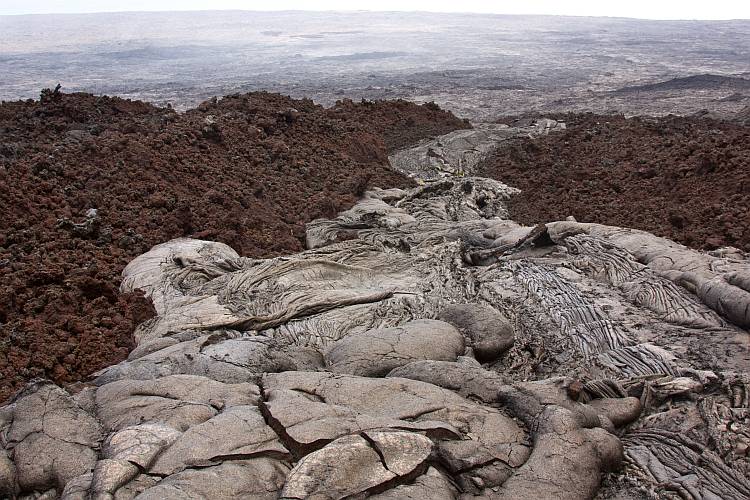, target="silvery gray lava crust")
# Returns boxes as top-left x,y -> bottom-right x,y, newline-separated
1,125 -> 749,499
